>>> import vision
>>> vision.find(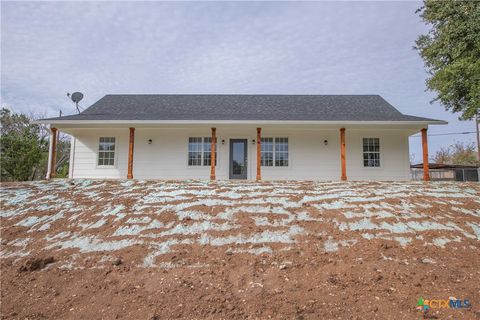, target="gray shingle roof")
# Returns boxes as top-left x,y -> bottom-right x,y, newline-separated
41,94 -> 445,123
